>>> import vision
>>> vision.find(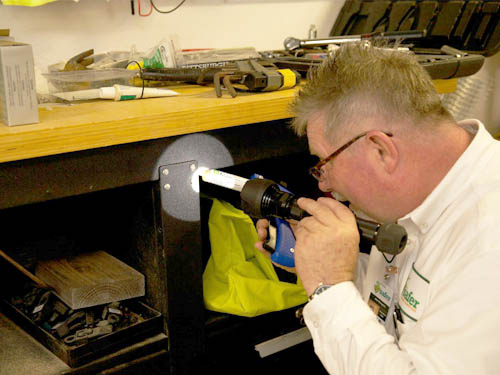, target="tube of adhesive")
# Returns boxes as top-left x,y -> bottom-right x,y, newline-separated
199,168 -> 249,192
54,84 -> 178,101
